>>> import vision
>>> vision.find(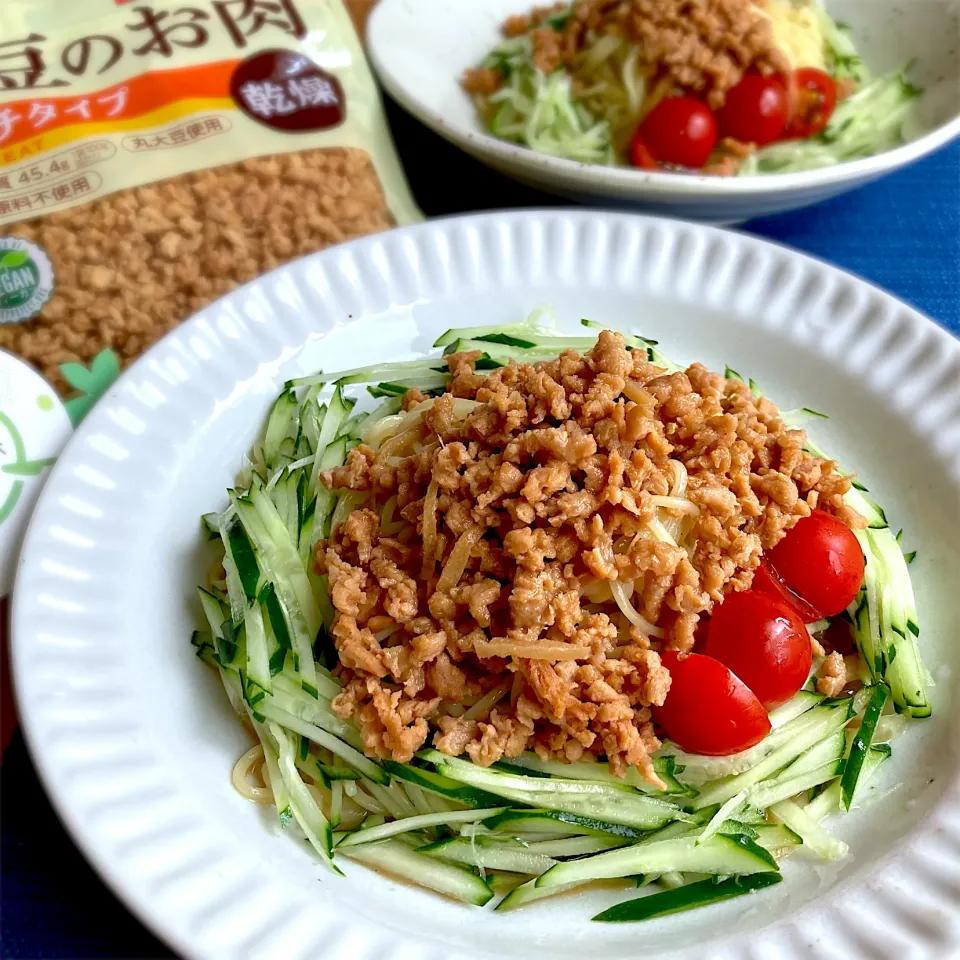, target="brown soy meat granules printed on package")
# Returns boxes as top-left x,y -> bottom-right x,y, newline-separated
0,149 -> 396,390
